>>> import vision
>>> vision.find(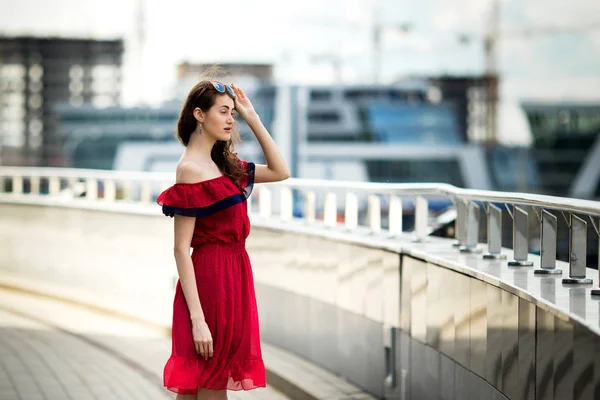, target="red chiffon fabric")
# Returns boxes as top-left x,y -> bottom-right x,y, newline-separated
157,160 -> 266,394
